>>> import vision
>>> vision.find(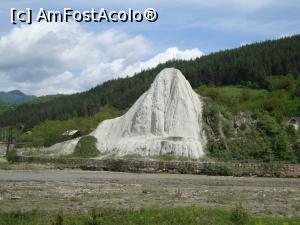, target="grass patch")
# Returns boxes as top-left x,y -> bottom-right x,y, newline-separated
21,147 -> 55,157
0,207 -> 300,225
197,78 -> 300,117
230,205 -> 250,225
197,85 -> 268,114
27,107 -> 118,147
0,161 -> 11,170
